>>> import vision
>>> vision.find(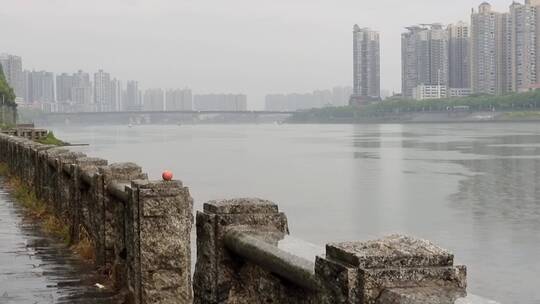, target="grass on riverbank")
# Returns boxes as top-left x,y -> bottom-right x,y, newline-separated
502,111 -> 540,119
0,162 -> 95,261
10,175 -> 70,243
0,123 -> 15,130
36,131 -> 68,146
